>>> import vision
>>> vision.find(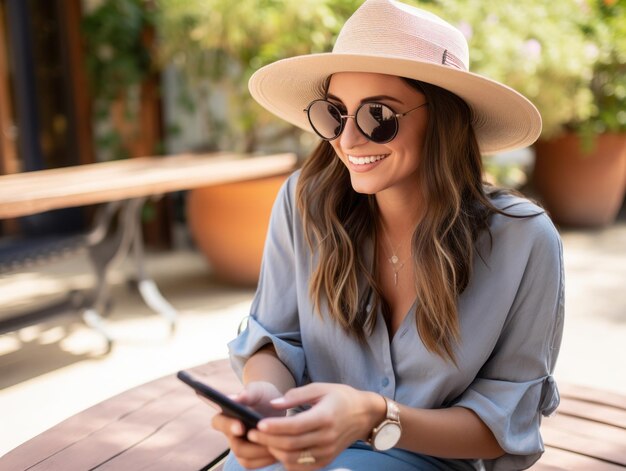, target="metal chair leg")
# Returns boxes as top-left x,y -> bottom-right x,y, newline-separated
80,197 -> 178,344
80,199 -> 144,348
130,201 -> 178,333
